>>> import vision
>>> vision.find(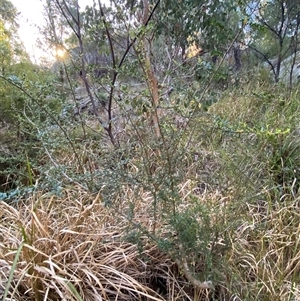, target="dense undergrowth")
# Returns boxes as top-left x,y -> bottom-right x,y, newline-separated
0,81 -> 300,301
